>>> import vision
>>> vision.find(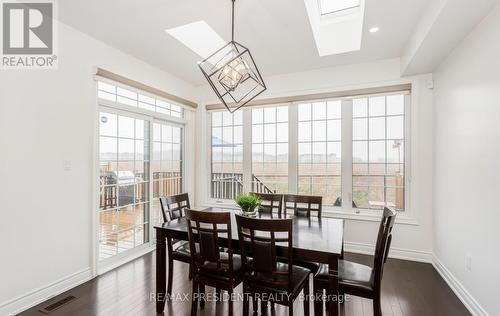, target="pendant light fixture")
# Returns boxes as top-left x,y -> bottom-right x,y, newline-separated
198,0 -> 266,113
